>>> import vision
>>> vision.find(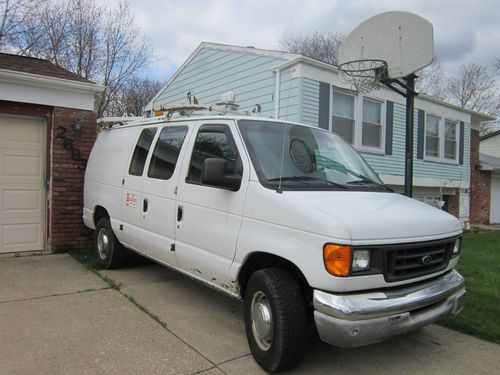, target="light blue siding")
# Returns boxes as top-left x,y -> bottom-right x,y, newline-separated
363,102 -> 469,181
154,47 -> 470,184
301,78 -> 320,126
154,47 -> 288,118
277,68 -> 300,122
